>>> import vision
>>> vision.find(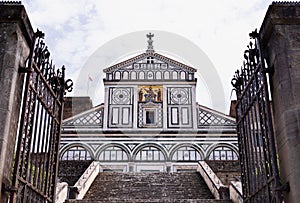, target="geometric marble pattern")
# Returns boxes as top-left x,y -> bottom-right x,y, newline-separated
197,105 -> 235,128
63,105 -> 236,129
138,102 -> 163,128
168,87 -> 190,105
64,106 -> 104,127
110,87 -> 132,104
